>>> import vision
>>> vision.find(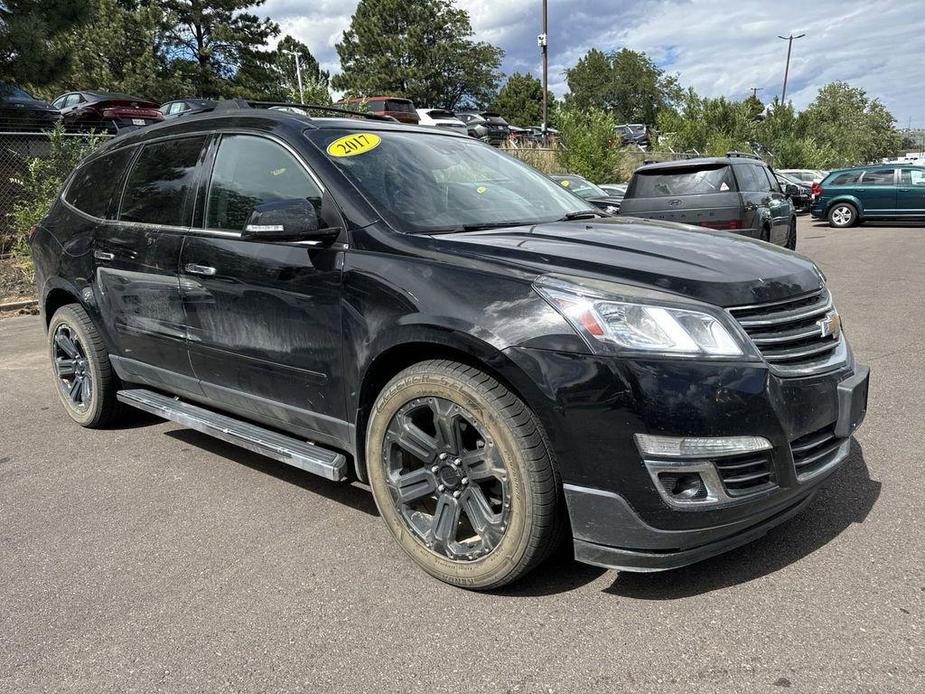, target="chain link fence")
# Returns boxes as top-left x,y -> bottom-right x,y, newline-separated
0,129 -> 111,256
